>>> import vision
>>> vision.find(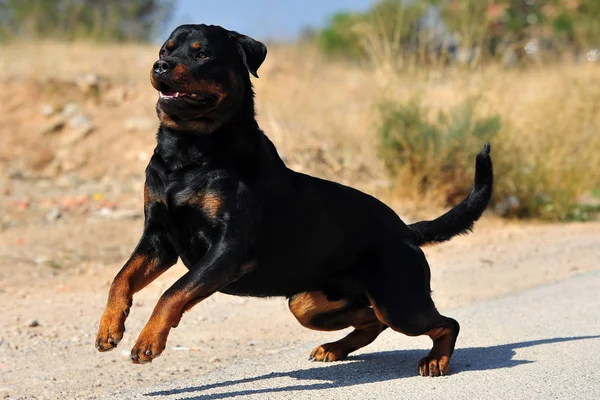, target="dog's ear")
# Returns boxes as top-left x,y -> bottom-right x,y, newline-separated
229,31 -> 267,78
